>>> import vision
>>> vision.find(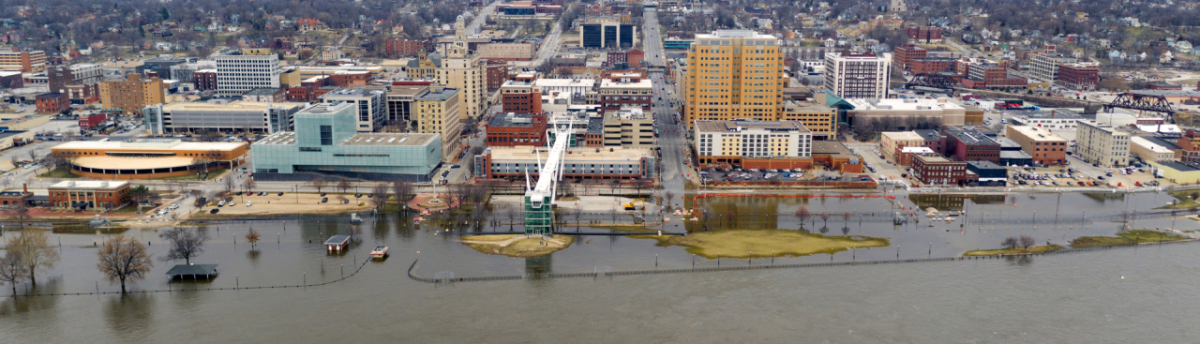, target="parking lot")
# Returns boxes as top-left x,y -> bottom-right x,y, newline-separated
700,168 -> 873,184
